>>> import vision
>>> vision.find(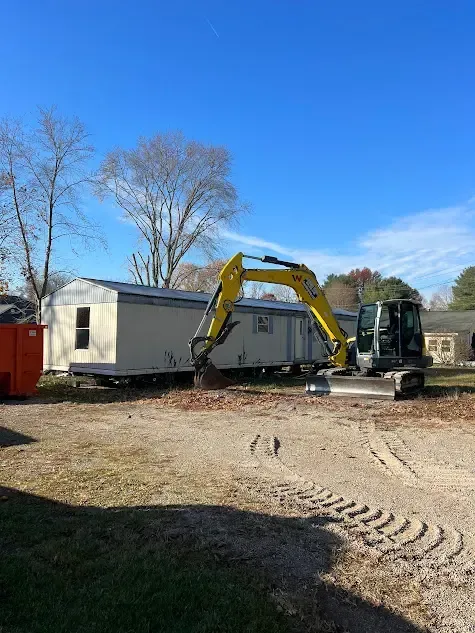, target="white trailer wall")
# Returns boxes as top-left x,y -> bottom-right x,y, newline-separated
115,302 -> 296,373
43,303 -> 118,372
